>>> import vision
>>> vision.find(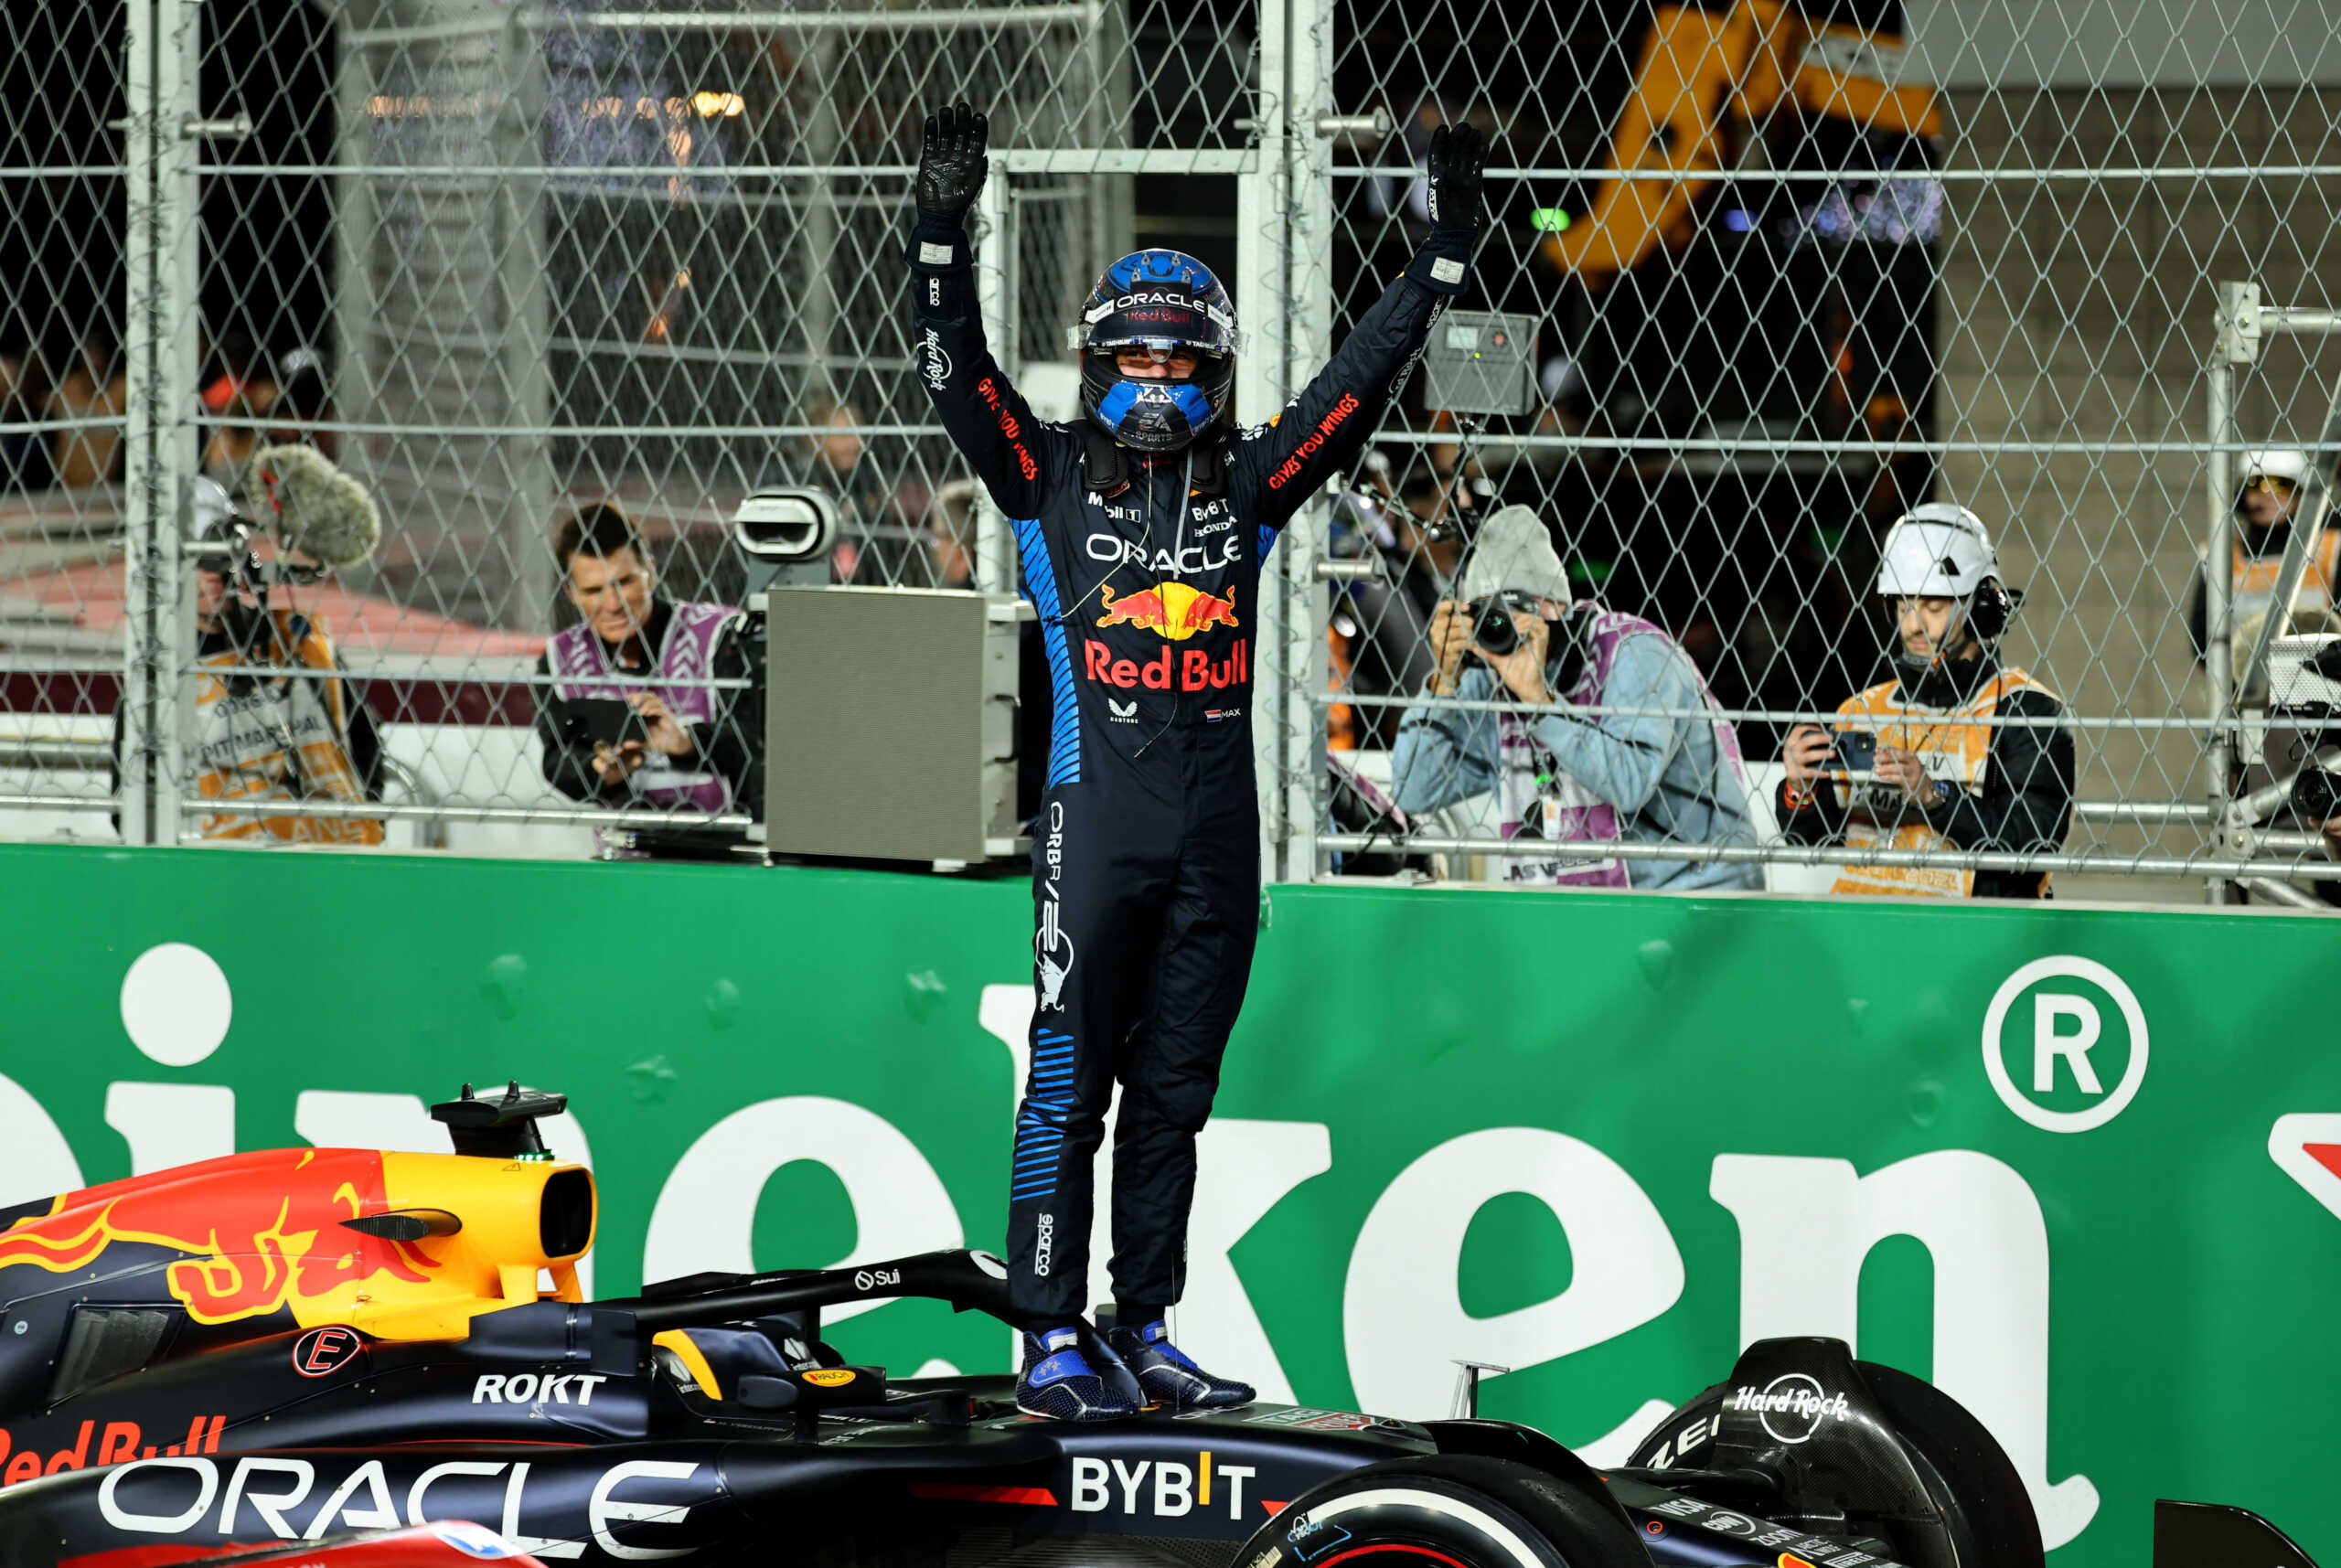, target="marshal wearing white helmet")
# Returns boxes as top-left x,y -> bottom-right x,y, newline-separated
2186,447 -> 2341,660
1777,503 -> 2076,900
